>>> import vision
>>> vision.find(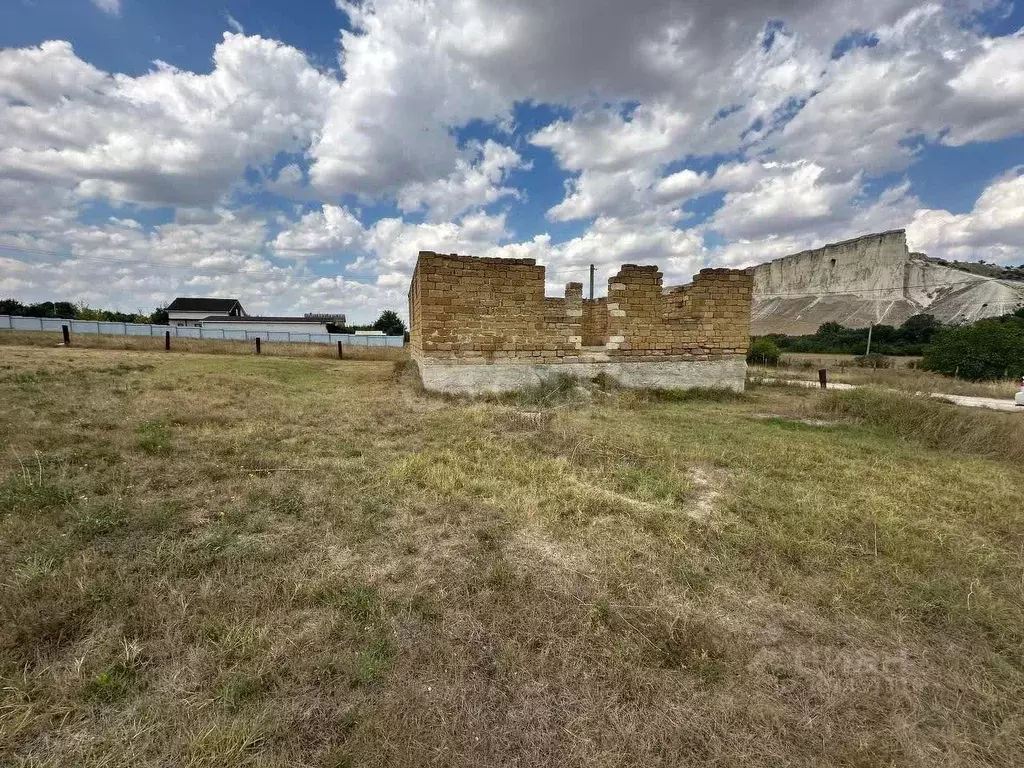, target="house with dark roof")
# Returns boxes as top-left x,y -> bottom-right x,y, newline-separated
166,297 -> 246,327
